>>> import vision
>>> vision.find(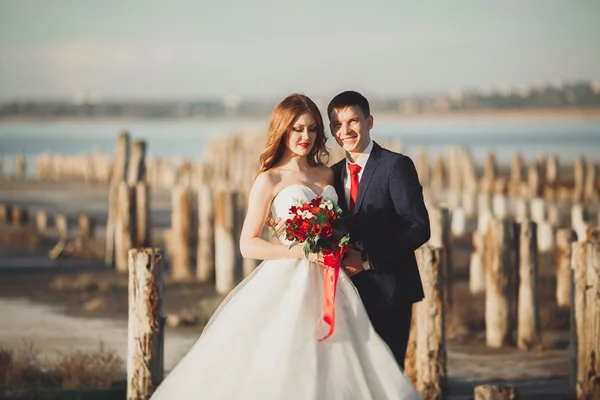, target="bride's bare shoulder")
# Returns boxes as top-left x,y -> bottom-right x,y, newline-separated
252,170 -> 281,196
